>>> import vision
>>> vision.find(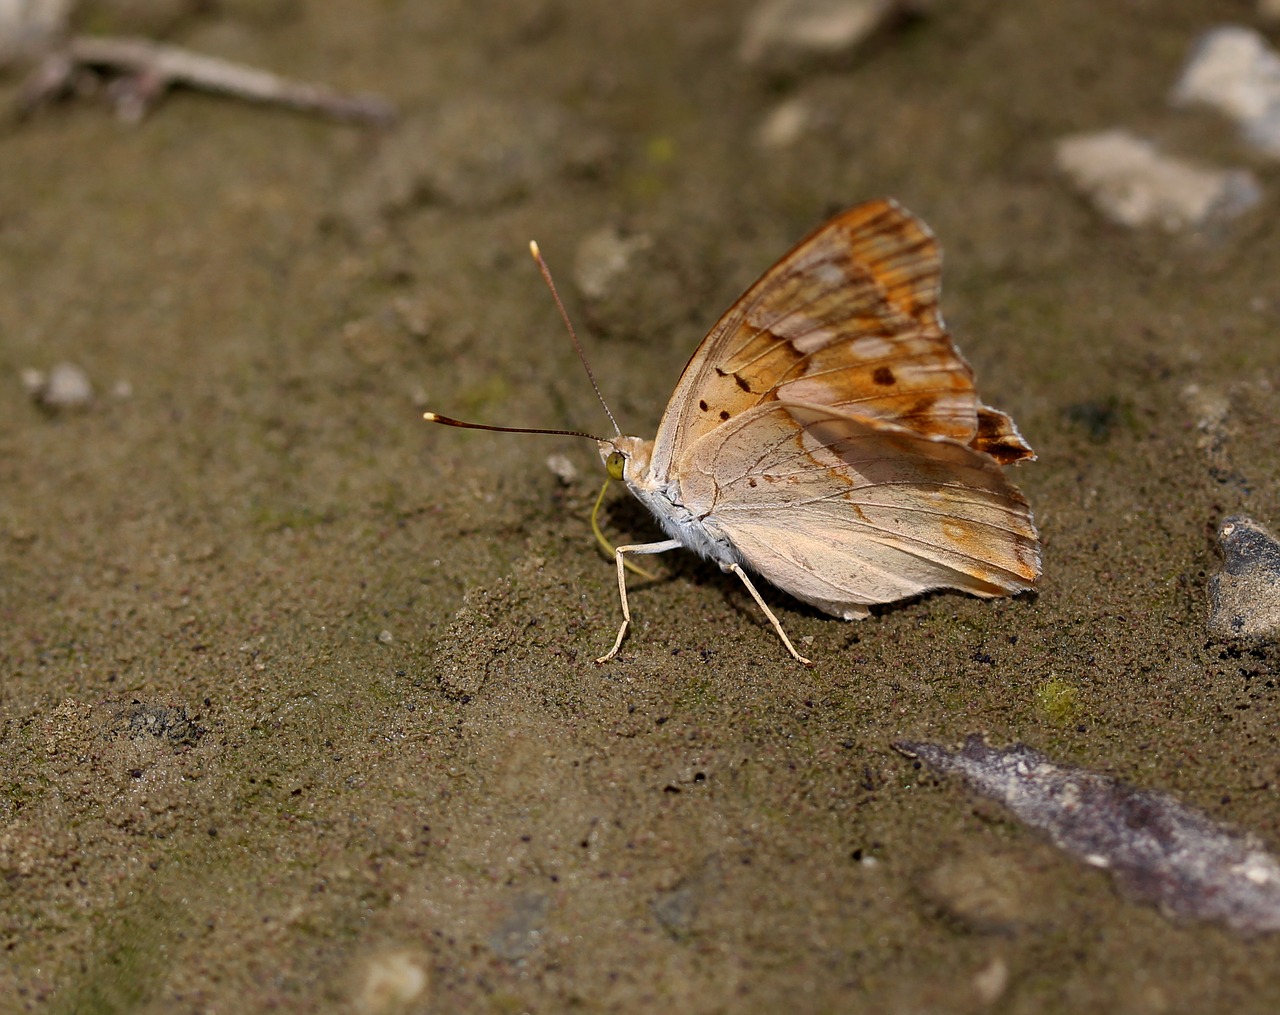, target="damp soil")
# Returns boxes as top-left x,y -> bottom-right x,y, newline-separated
2,1 -> 1280,1012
